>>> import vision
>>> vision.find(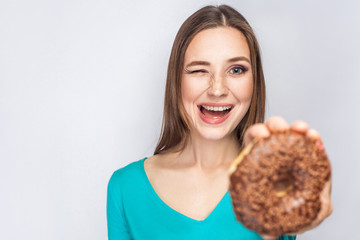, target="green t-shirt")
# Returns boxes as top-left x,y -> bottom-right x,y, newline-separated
107,158 -> 296,240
